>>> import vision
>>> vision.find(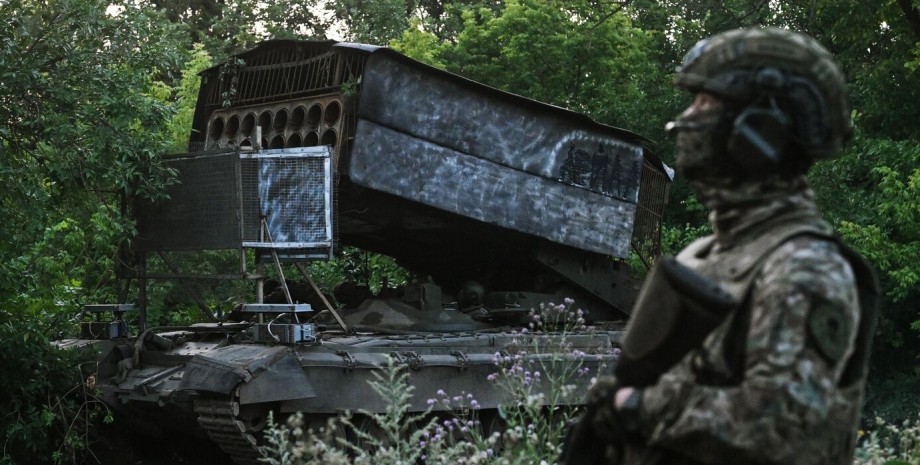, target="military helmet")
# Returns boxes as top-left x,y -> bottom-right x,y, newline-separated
675,27 -> 851,161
